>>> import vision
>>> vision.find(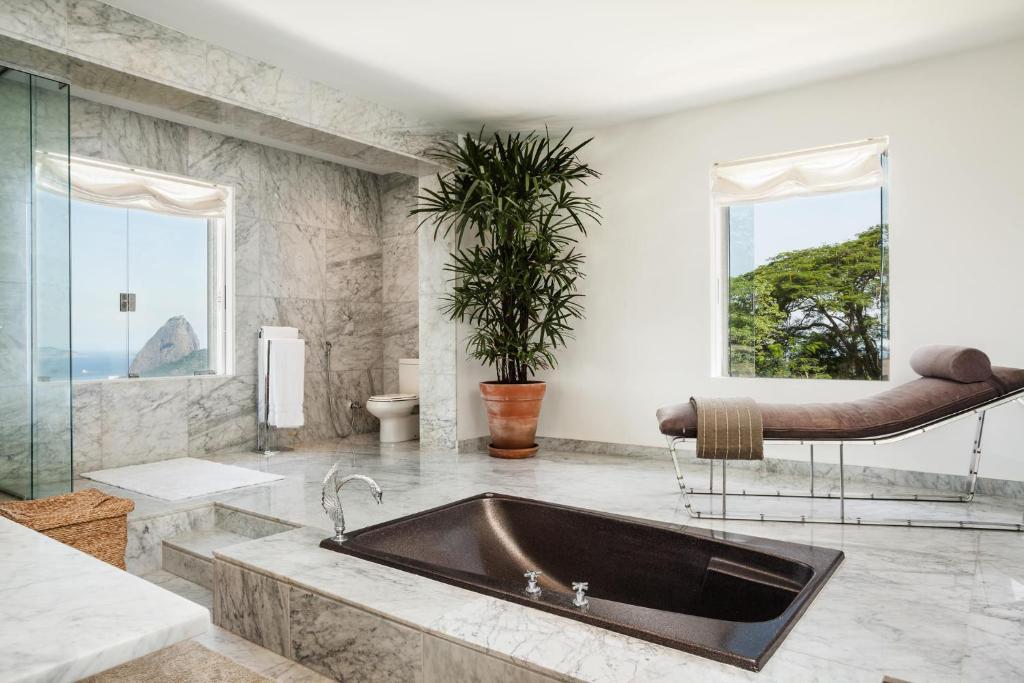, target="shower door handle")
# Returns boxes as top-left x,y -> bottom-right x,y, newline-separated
118,292 -> 136,312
